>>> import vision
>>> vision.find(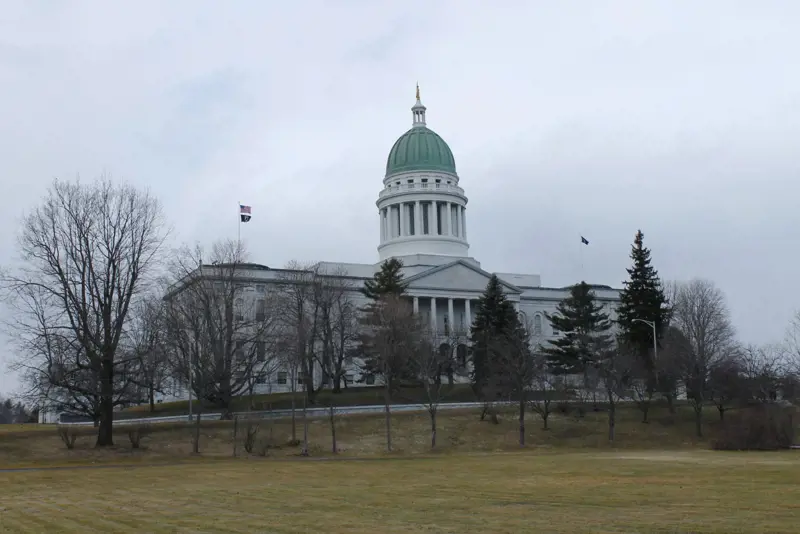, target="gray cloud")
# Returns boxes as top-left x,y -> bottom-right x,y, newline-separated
1,0 -> 797,394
